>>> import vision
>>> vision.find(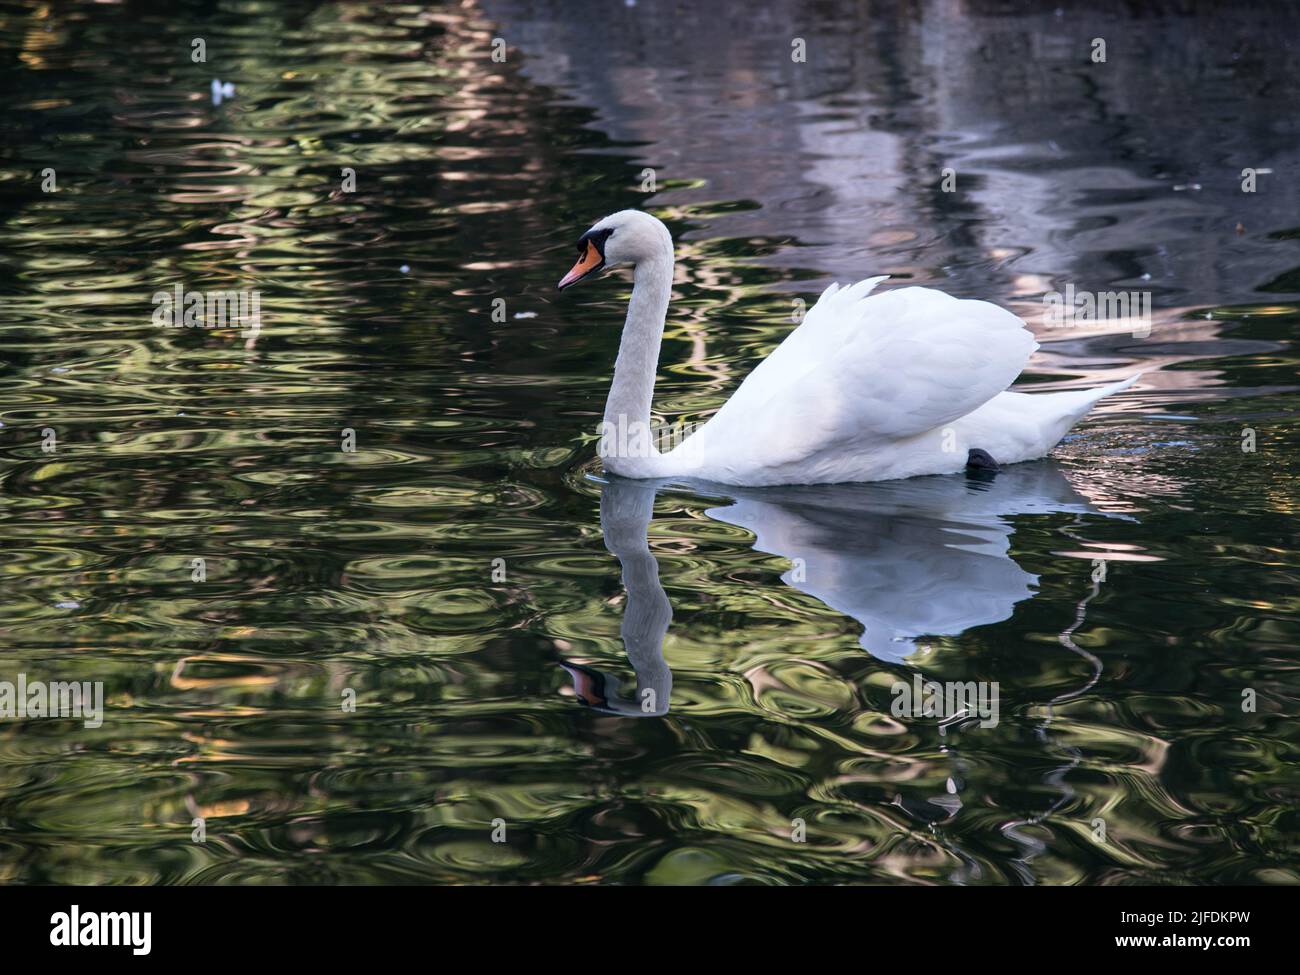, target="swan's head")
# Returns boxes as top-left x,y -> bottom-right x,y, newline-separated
557,210 -> 672,290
